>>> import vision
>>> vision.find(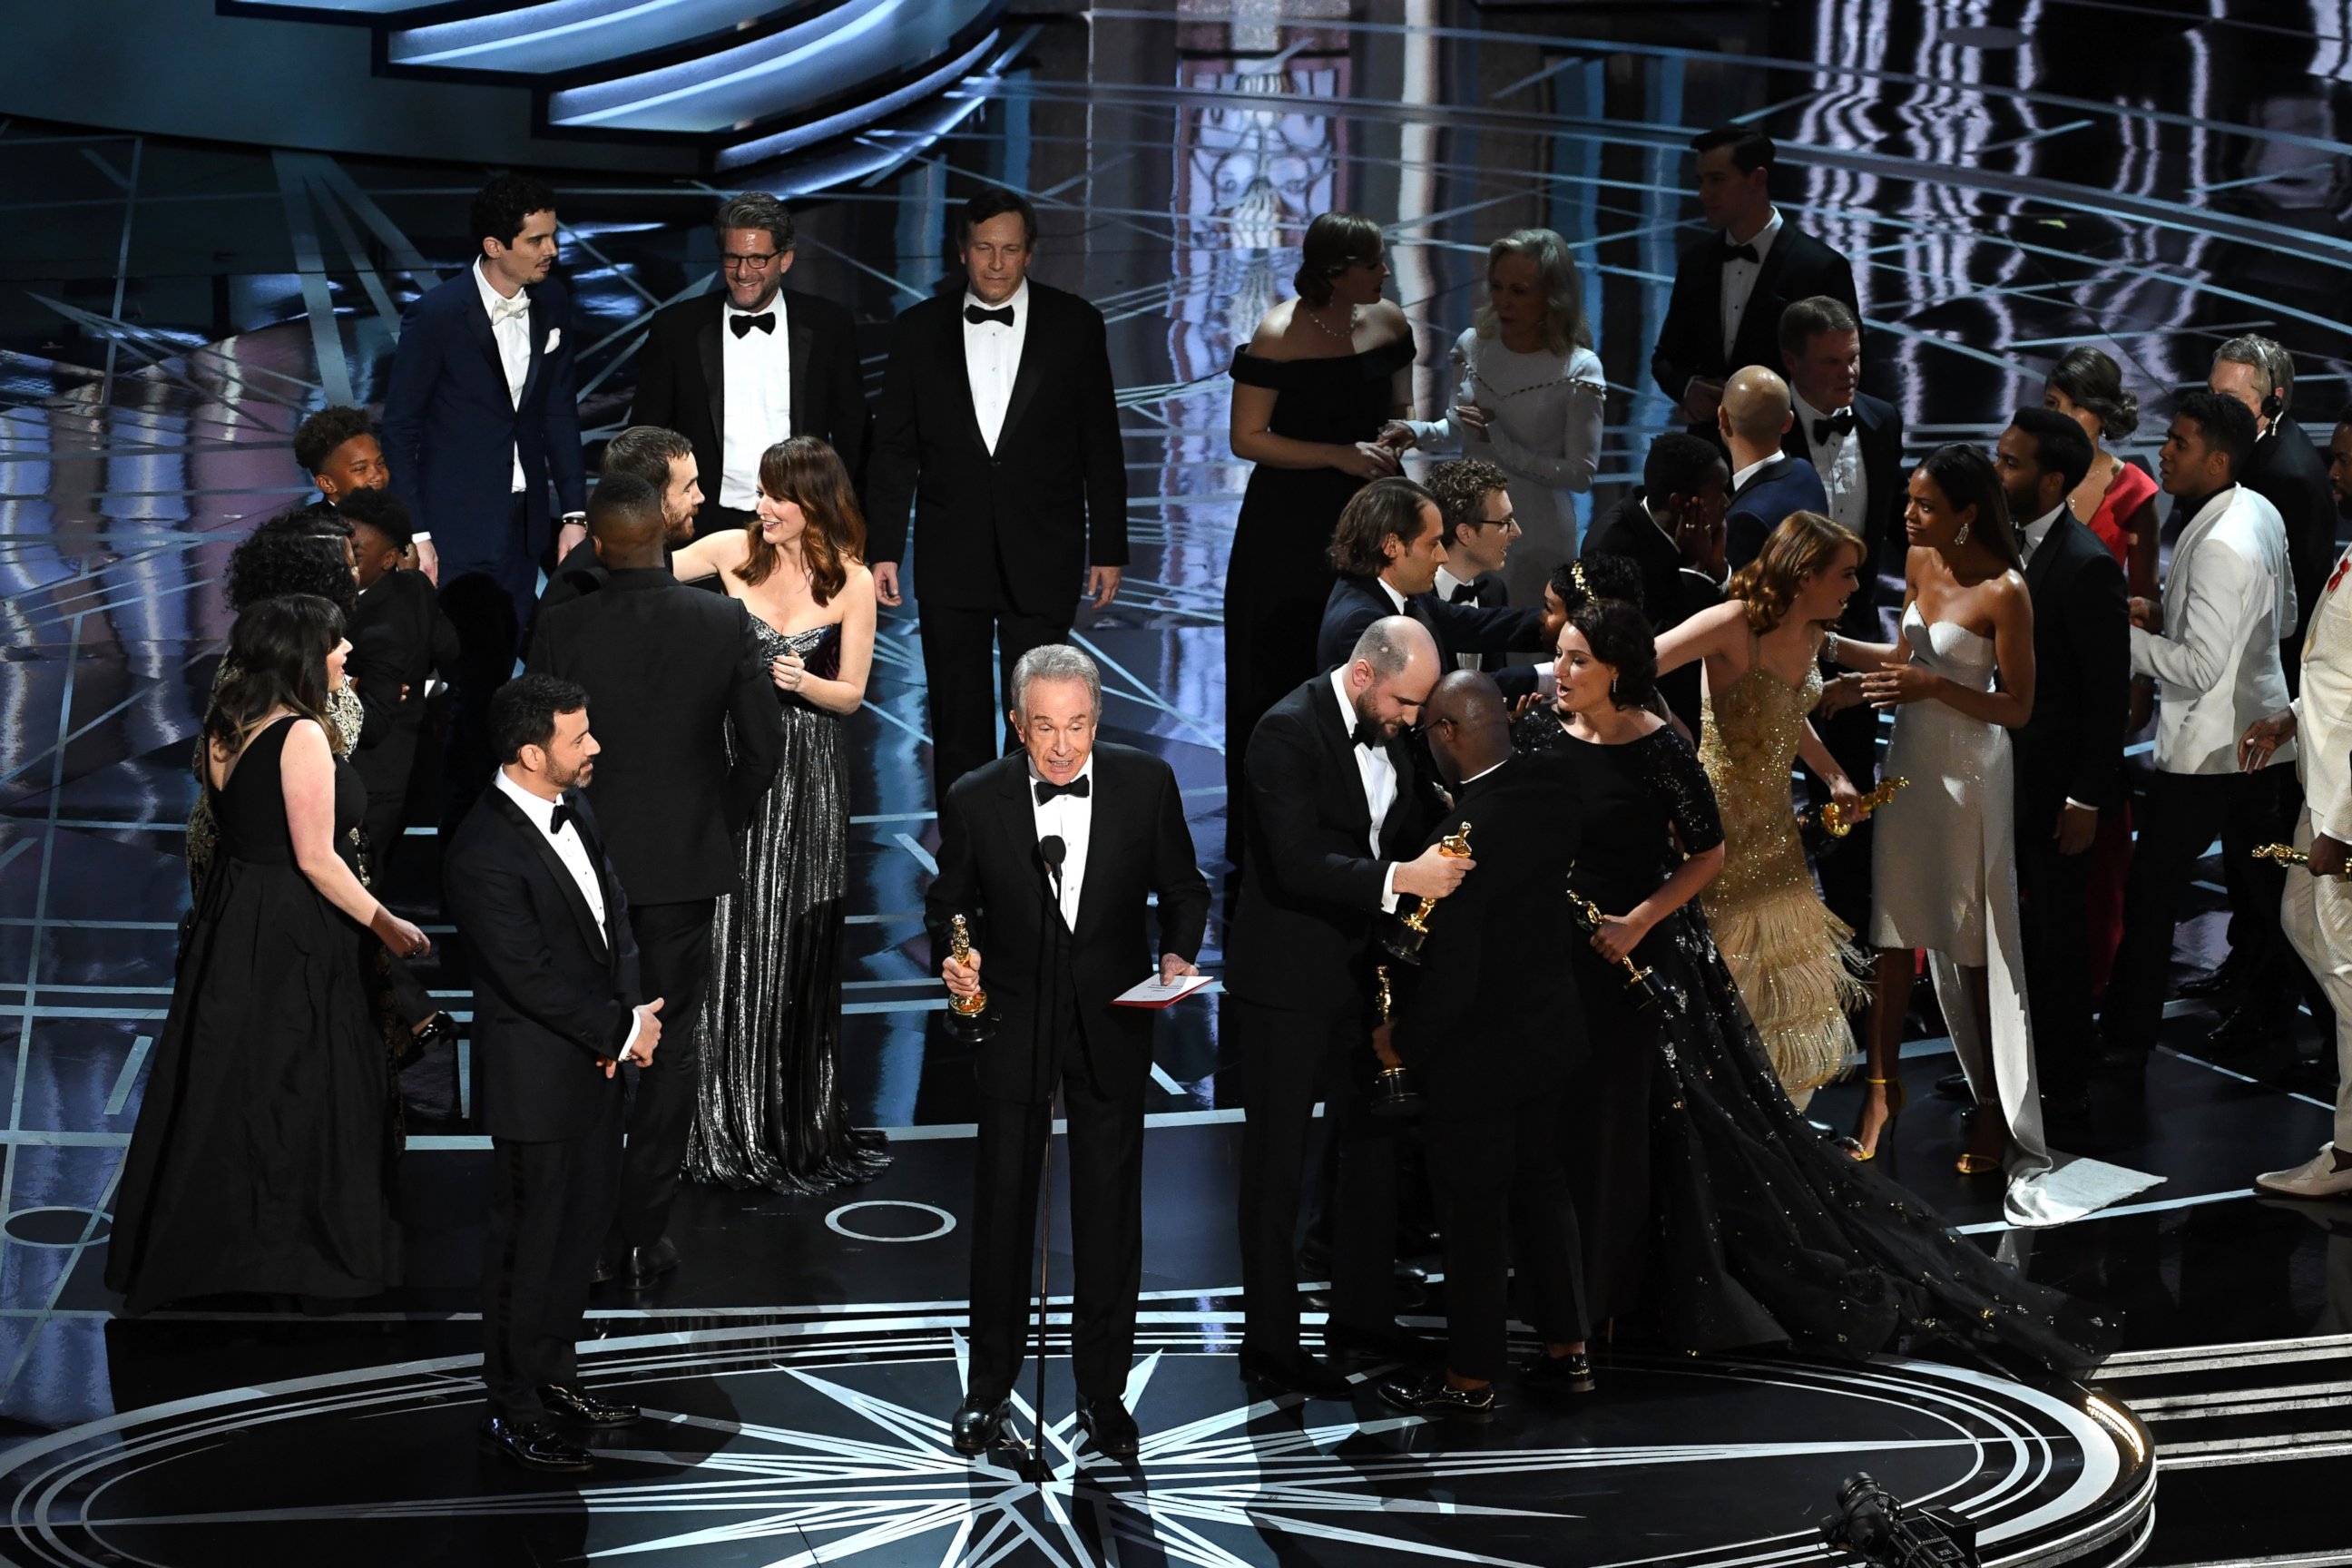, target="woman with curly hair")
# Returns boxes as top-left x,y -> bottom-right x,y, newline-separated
1653,511 -> 1875,1112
